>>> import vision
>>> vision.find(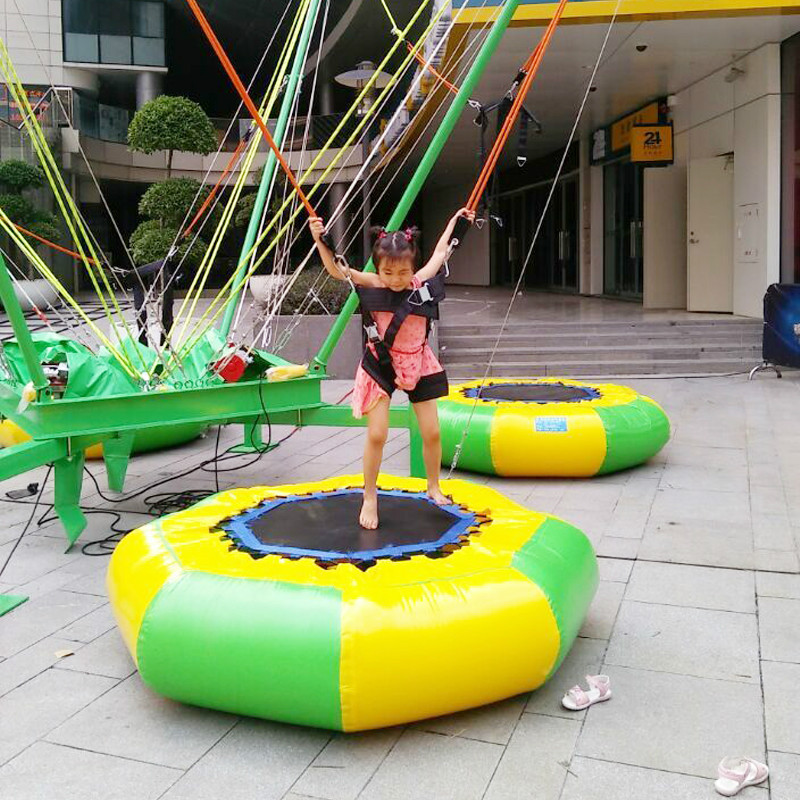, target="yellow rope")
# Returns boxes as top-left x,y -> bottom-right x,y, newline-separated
170,0 -> 312,342
0,210 -> 136,362
0,40 -> 142,375
162,0 -> 444,375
